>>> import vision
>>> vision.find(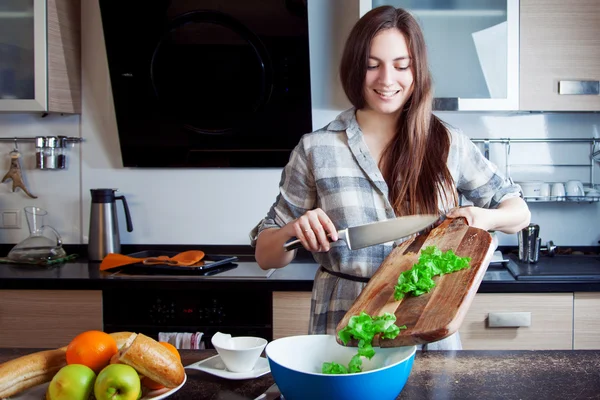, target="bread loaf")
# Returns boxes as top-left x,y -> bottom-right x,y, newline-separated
0,348 -> 66,398
118,333 -> 185,388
